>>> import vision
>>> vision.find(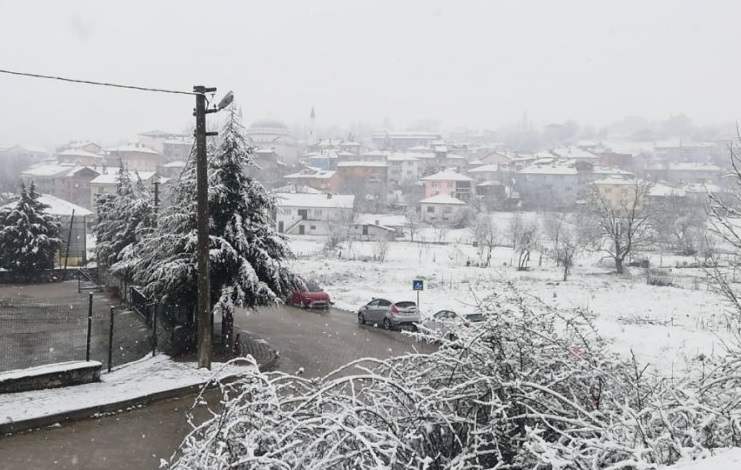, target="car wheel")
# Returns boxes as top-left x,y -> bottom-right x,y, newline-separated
411,323 -> 419,333
358,312 -> 366,325
383,318 -> 392,330
302,300 -> 309,309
